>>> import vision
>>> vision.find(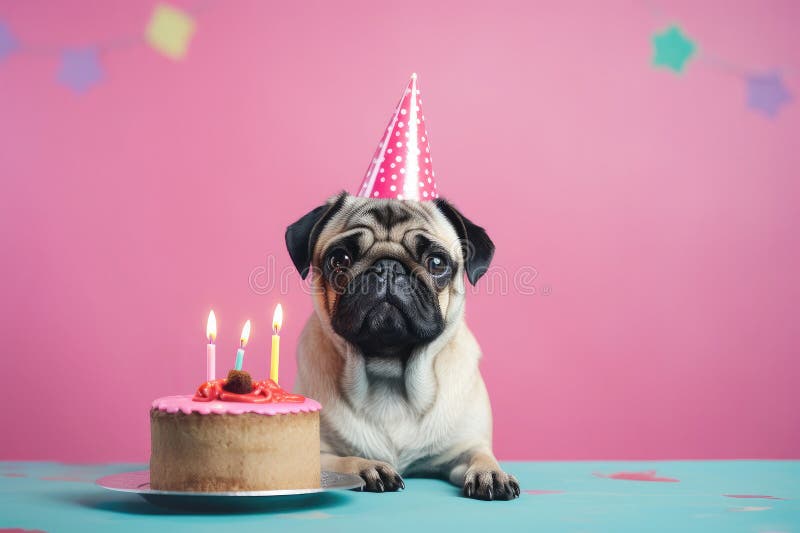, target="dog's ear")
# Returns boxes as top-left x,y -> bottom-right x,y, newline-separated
433,198 -> 495,285
285,192 -> 348,279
